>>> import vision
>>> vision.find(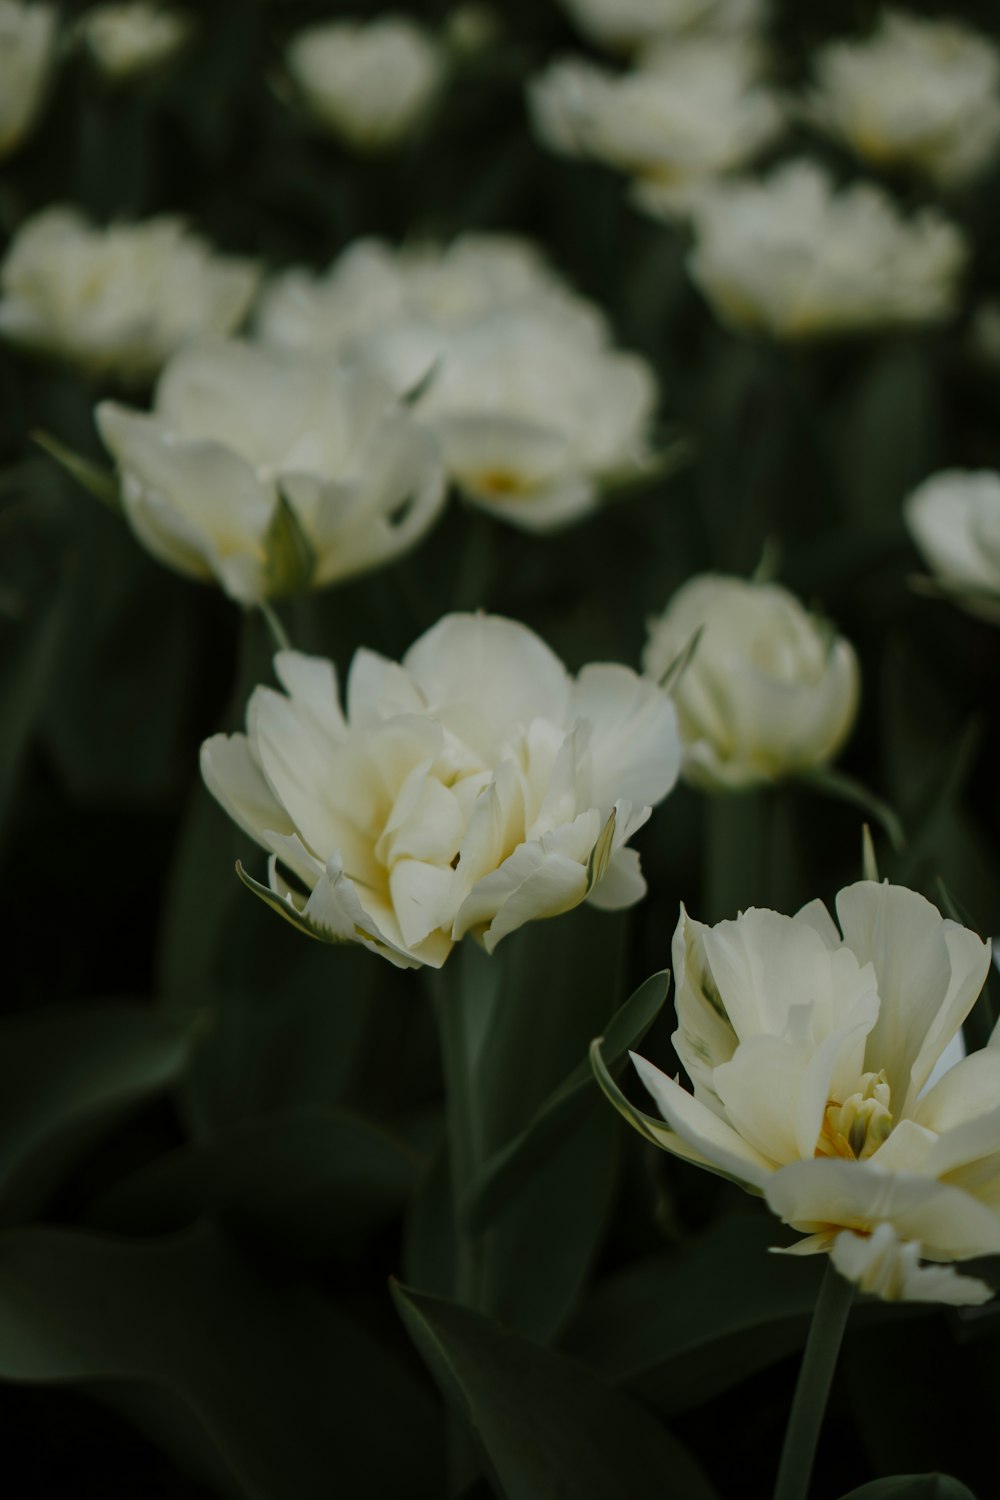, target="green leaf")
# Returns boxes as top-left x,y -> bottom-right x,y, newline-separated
32,429 -> 120,511
838,1479 -> 978,1499
462,970 -> 668,1234
798,766 -> 905,853
264,489 -> 315,598
89,1107 -> 423,1257
0,1224 -> 443,1500
562,1215 -> 826,1414
0,568 -> 68,837
0,1005 -> 198,1225
392,1281 -> 719,1500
